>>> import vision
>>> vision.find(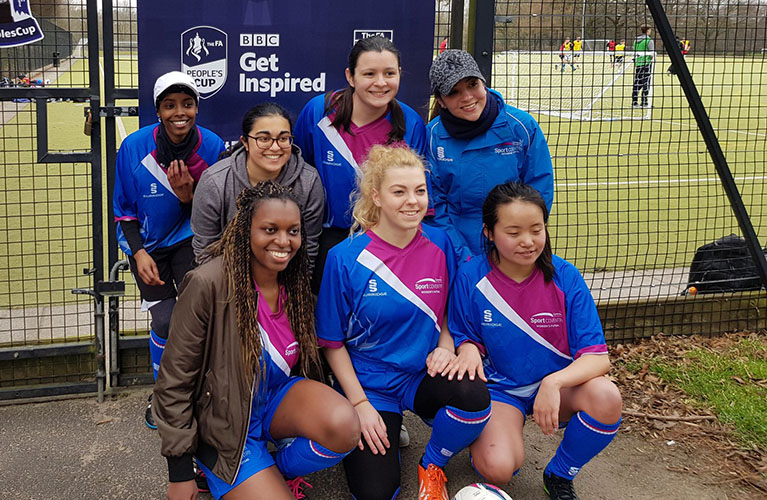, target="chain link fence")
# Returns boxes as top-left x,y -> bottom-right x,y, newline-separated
490,0 -> 766,342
